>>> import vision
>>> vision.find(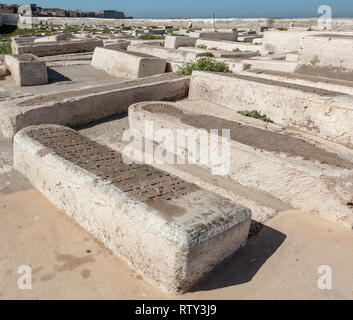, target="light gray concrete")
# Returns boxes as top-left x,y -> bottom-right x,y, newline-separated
91,47 -> 166,79
128,45 -> 204,63
13,124 -> 251,294
296,34 -> 353,81
188,71 -> 353,148
128,100 -> 353,229
34,34 -> 67,43
4,54 -> 48,87
104,40 -> 130,50
195,39 -> 268,54
164,36 -> 197,49
19,16 -> 353,31
196,31 -> 238,41
12,39 -> 104,57
0,73 -> 190,137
